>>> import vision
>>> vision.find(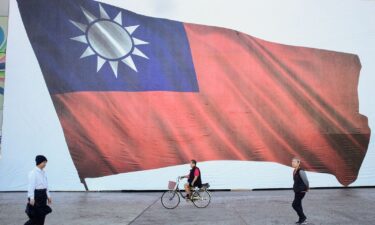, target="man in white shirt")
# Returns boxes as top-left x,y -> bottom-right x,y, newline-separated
25,155 -> 52,225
